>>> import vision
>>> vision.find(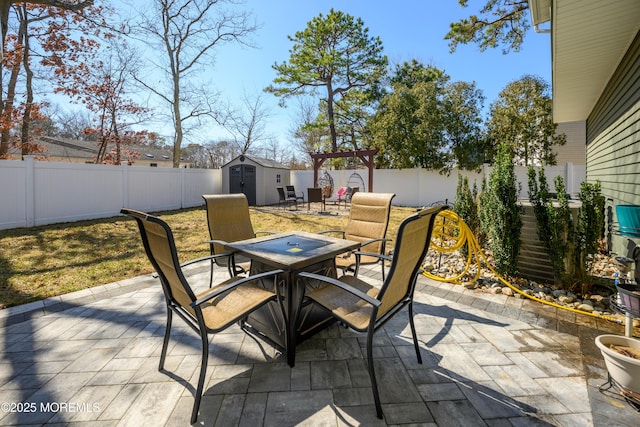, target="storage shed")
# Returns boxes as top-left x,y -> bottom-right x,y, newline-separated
221,155 -> 290,206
